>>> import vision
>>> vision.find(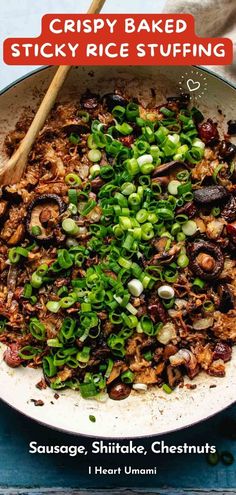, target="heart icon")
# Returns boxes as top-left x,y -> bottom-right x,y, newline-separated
187,79 -> 201,92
